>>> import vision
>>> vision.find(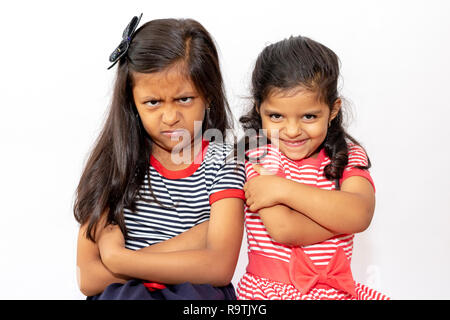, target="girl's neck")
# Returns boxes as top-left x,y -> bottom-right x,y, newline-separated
309,150 -> 320,159
289,147 -> 326,166
151,138 -> 206,171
